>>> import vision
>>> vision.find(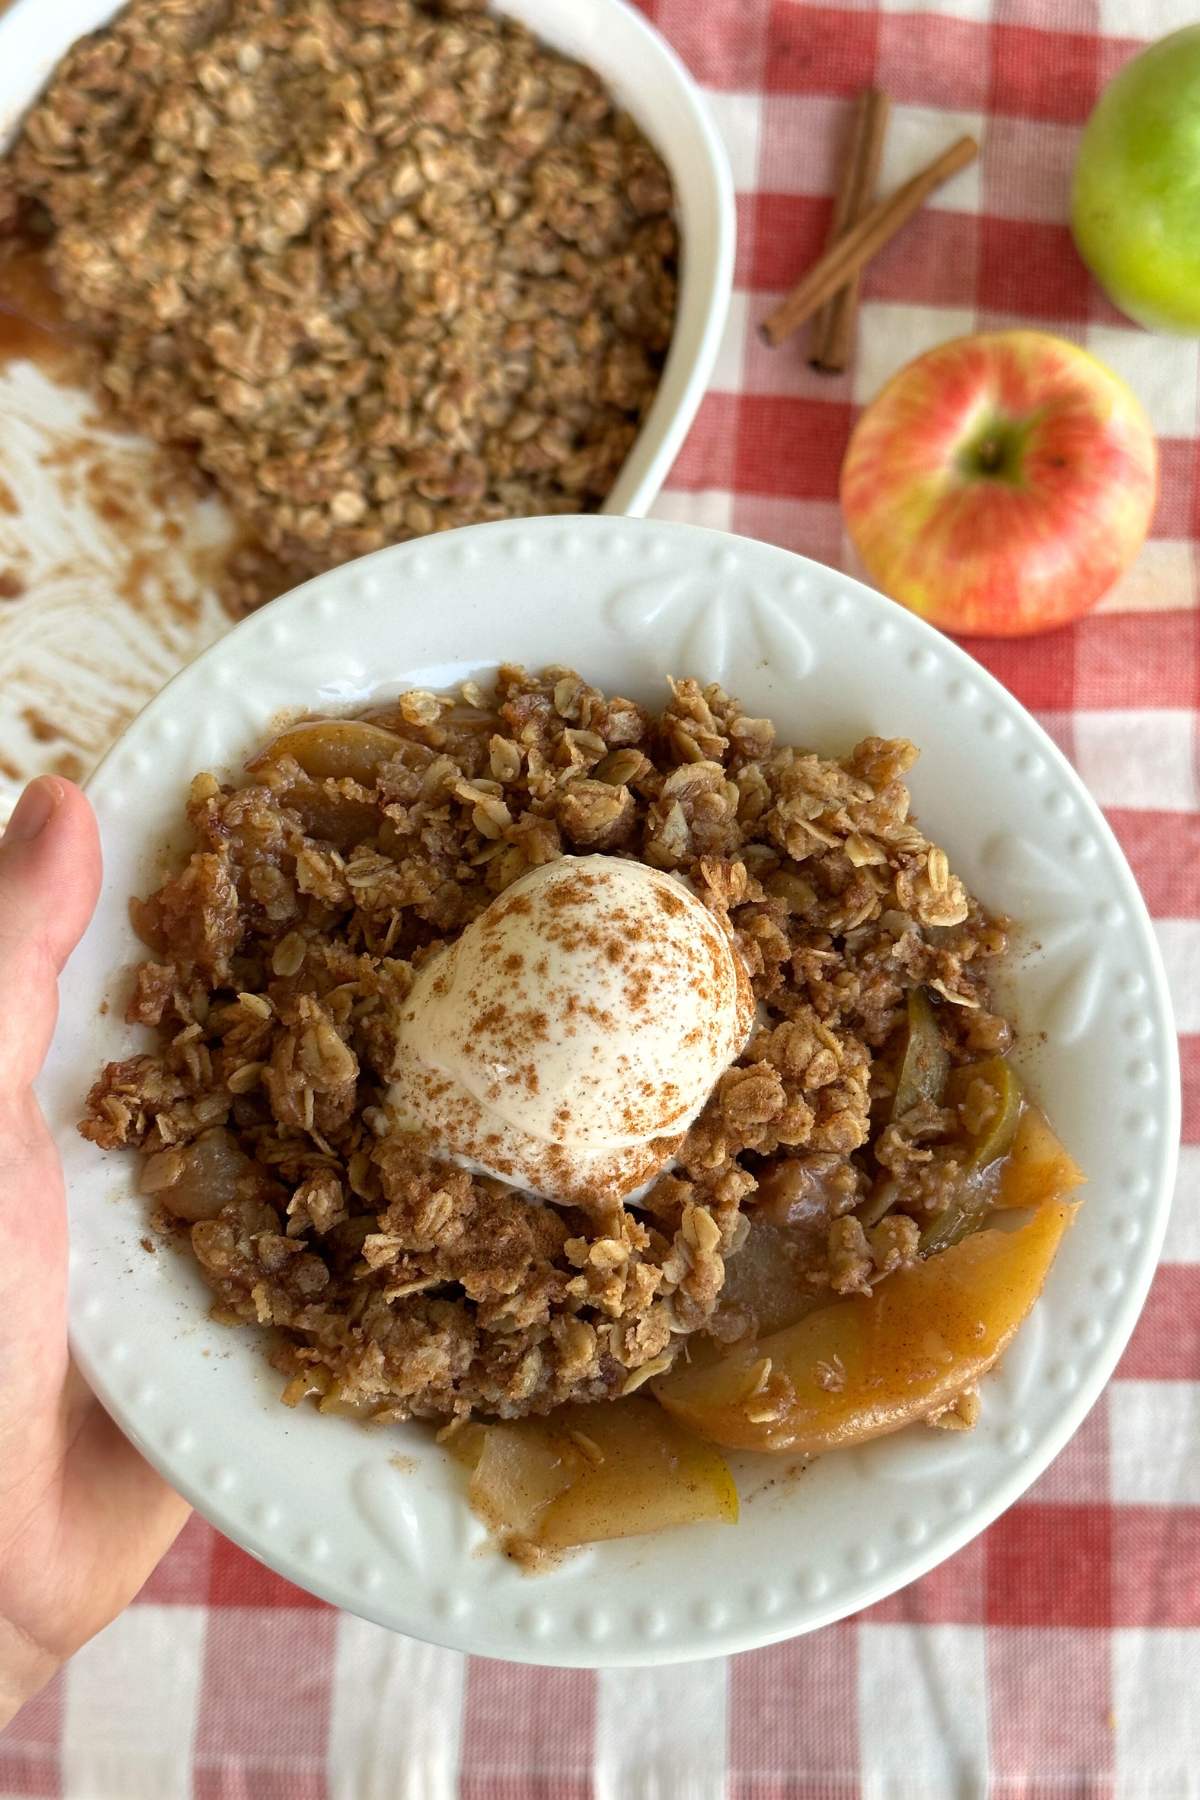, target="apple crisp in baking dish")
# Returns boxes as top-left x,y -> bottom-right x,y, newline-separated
0,0 -> 678,612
